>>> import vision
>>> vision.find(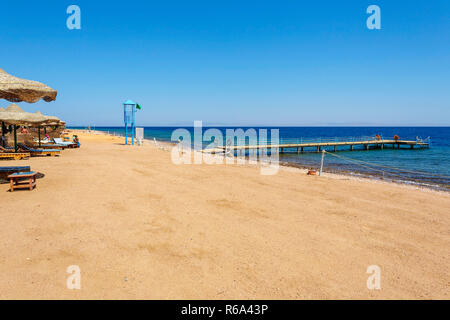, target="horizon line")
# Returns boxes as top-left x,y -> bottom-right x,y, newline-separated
67,124 -> 450,128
